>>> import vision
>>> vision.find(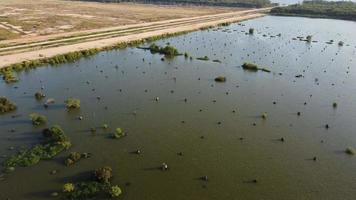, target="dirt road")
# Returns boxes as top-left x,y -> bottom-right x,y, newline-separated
0,8 -> 270,68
